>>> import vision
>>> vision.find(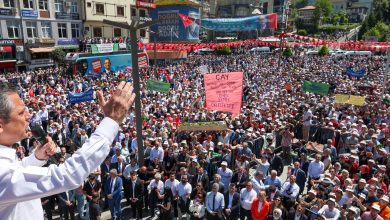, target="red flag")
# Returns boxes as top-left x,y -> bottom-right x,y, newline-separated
178,13 -> 194,27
